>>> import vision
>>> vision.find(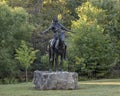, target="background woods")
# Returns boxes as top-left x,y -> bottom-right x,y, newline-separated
0,0 -> 120,83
